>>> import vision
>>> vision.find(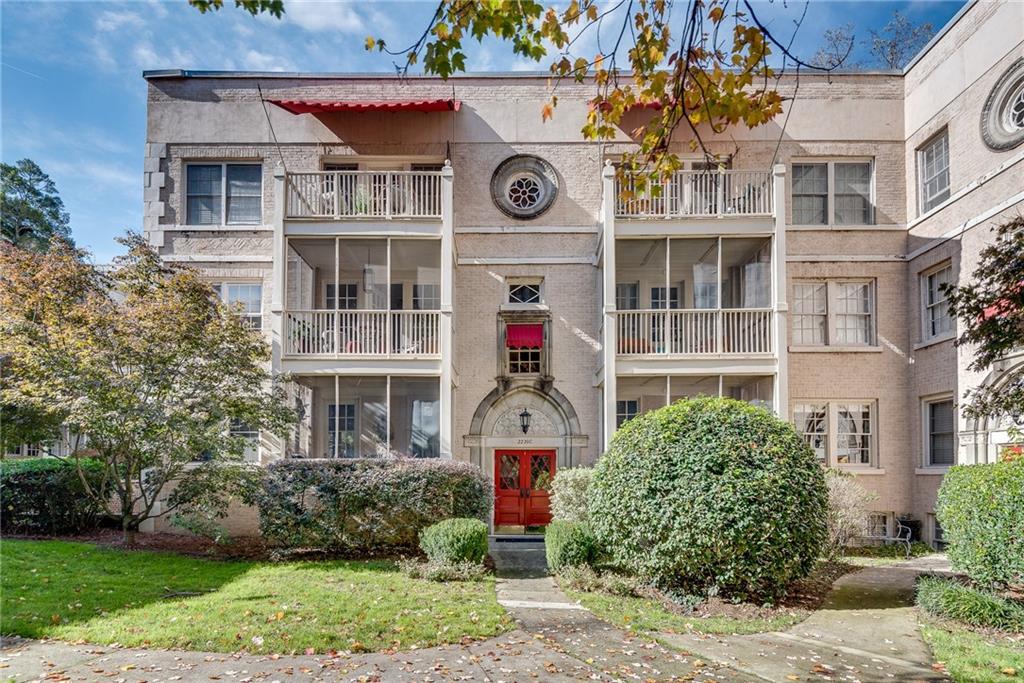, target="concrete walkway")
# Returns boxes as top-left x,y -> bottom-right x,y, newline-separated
659,556 -> 956,682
